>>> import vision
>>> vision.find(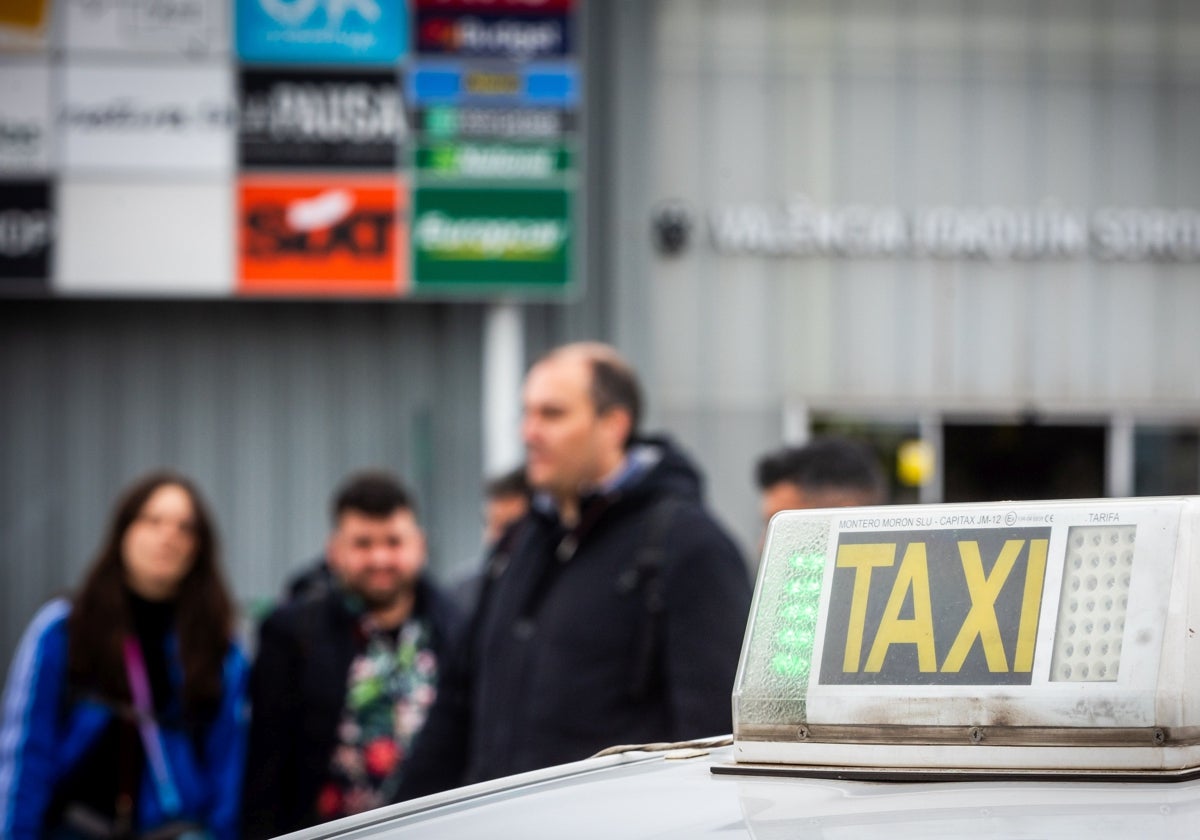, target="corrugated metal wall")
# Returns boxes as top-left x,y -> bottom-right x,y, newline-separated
0,300 -> 489,663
